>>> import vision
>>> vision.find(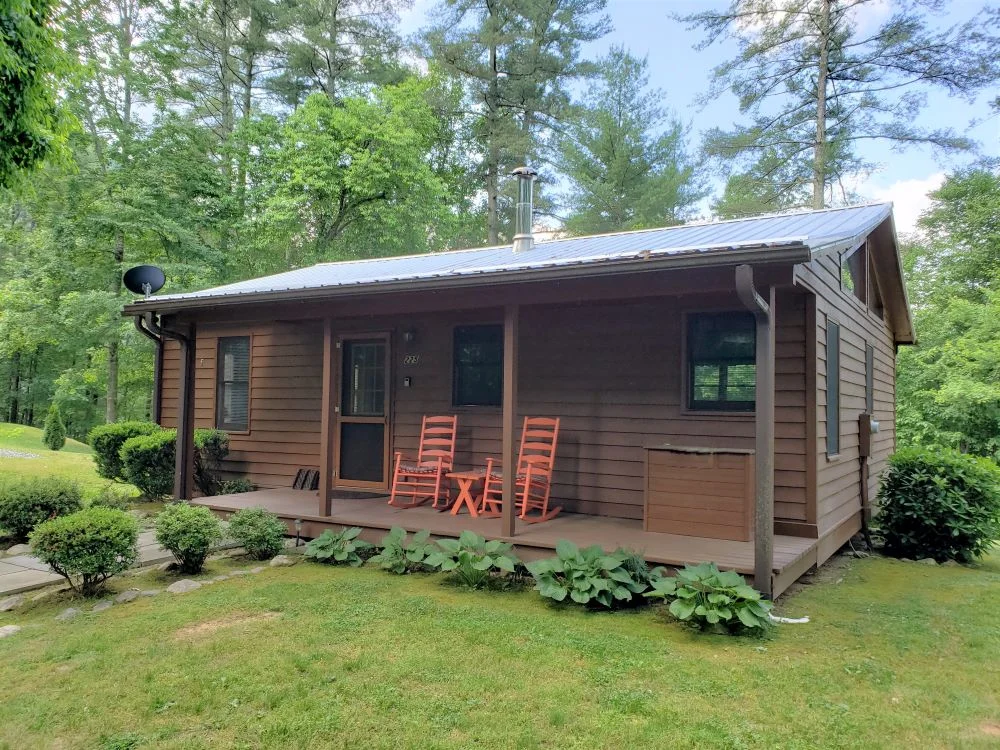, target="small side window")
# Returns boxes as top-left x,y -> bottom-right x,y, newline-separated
453,325 -> 503,407
841,244 -> 867,304
217,336 -> 250,431
687,312 -> 756,412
